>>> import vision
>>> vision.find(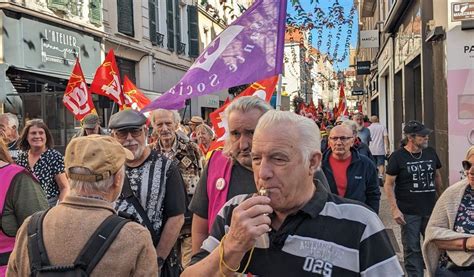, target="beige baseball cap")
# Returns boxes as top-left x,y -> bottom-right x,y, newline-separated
65,135 -> 134,182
